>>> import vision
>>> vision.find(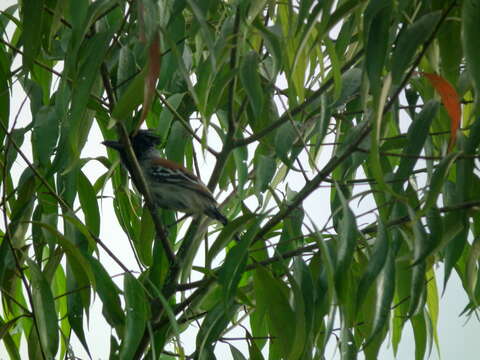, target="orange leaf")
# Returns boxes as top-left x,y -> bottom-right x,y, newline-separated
137,34 -> 161,129
422,72 -> 461,151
